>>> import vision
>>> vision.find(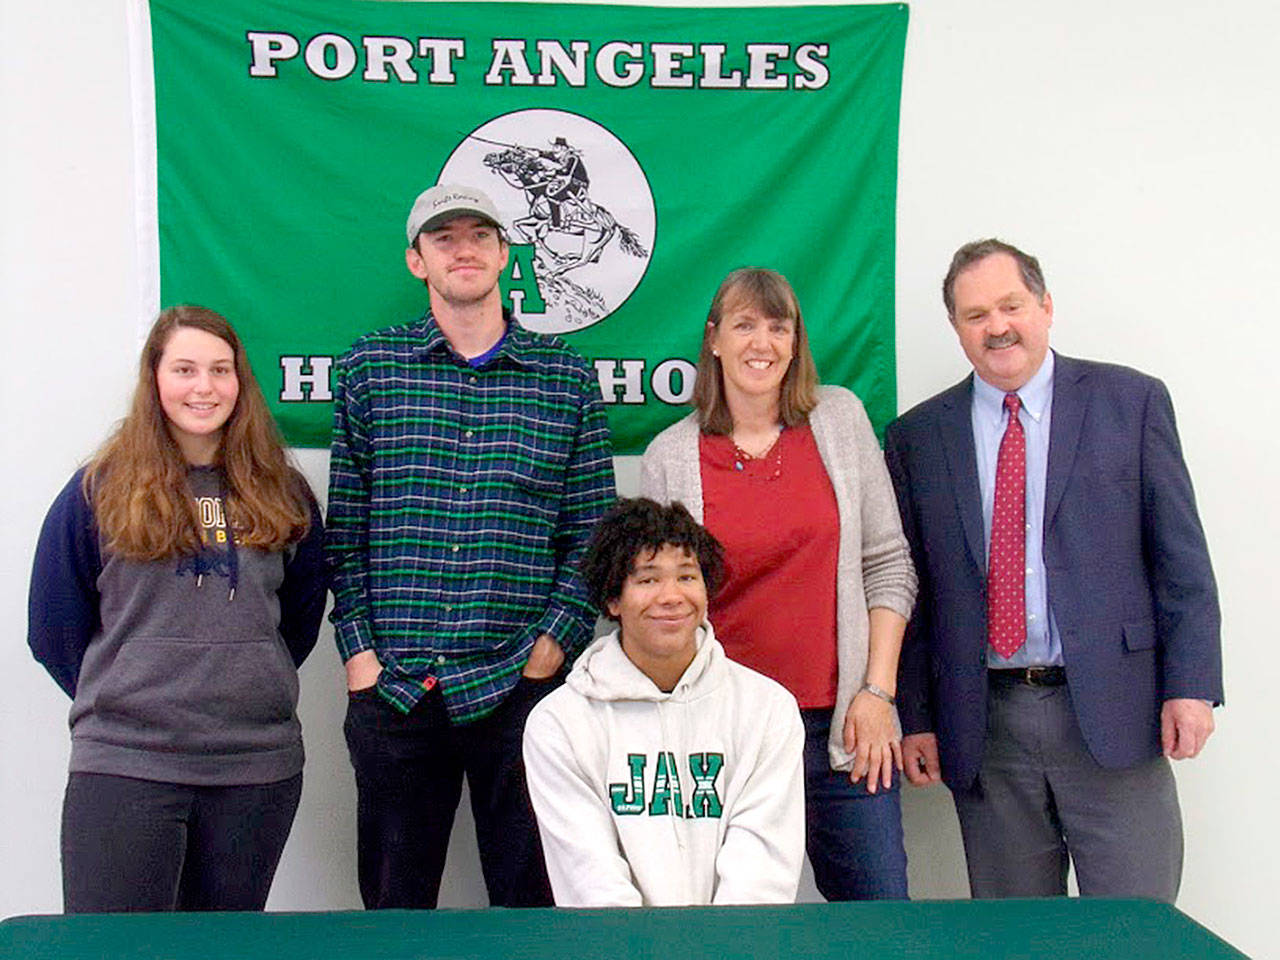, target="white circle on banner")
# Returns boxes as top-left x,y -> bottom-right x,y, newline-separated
439,109 -> 656,334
